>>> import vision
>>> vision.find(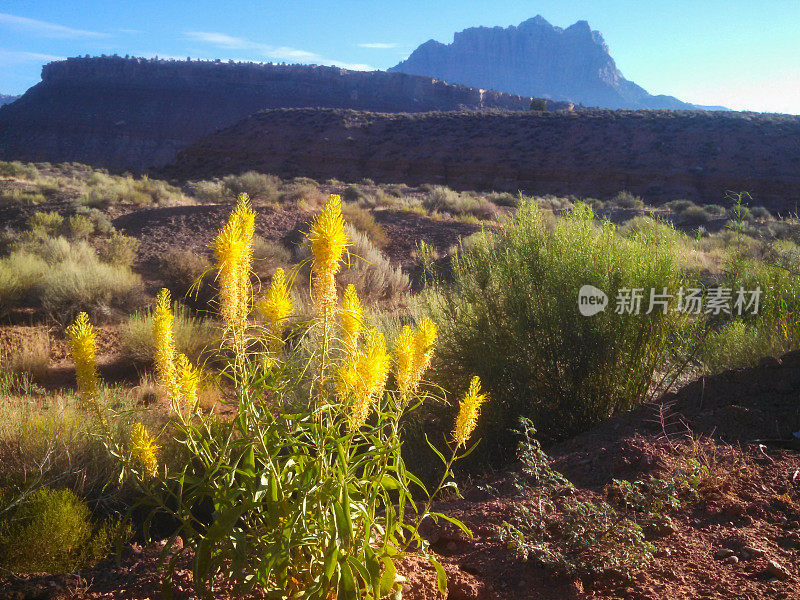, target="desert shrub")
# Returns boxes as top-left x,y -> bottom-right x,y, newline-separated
665,199 -> 696,213
221,171 -> 280,202
340,226 -> 410,305
728,203 -> 752,222
120,302 -> 218,365
35,256 -> 144,324
280,182 -> 326,208
75,206 -> 115,235
189,179 -> 227,203
0,264 -> 23,315
498,420 -> 654,577
701,204 -> 725,218
95,233 -> 140,267
0,189 -> 46,205
424,201 -> 689,456
676,206 -> 712,227
423,186 -> 496,219
341,203 -> 389,248
68,214 -> 95,240
342,184 -> 367,203
0,161 -> 39,179
0,329 -> 49,382
0,487 -> 121,573
27,211 -> 64,237
485,191 -> 518,207
611,191 -> 644,209
158,247 -> 214,306
252,235 -> 293,278
751,206 -> 773,220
